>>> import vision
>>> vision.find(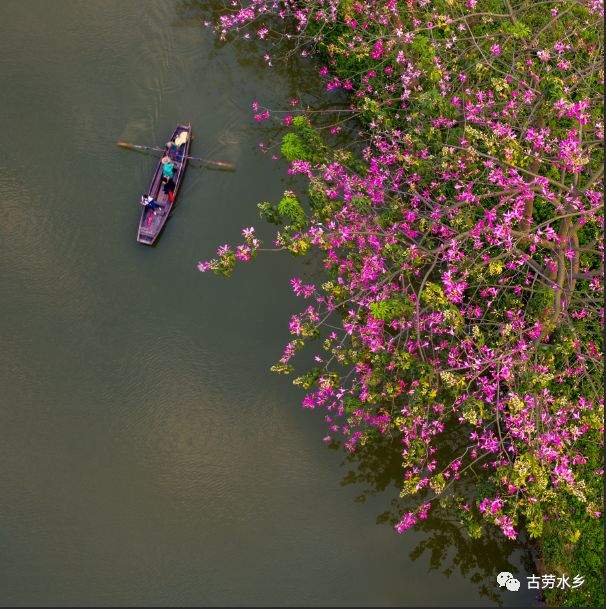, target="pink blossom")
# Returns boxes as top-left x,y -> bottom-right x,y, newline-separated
254,110 -> 270,122
370,40 -> 384,60
395,512 -> 417,534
